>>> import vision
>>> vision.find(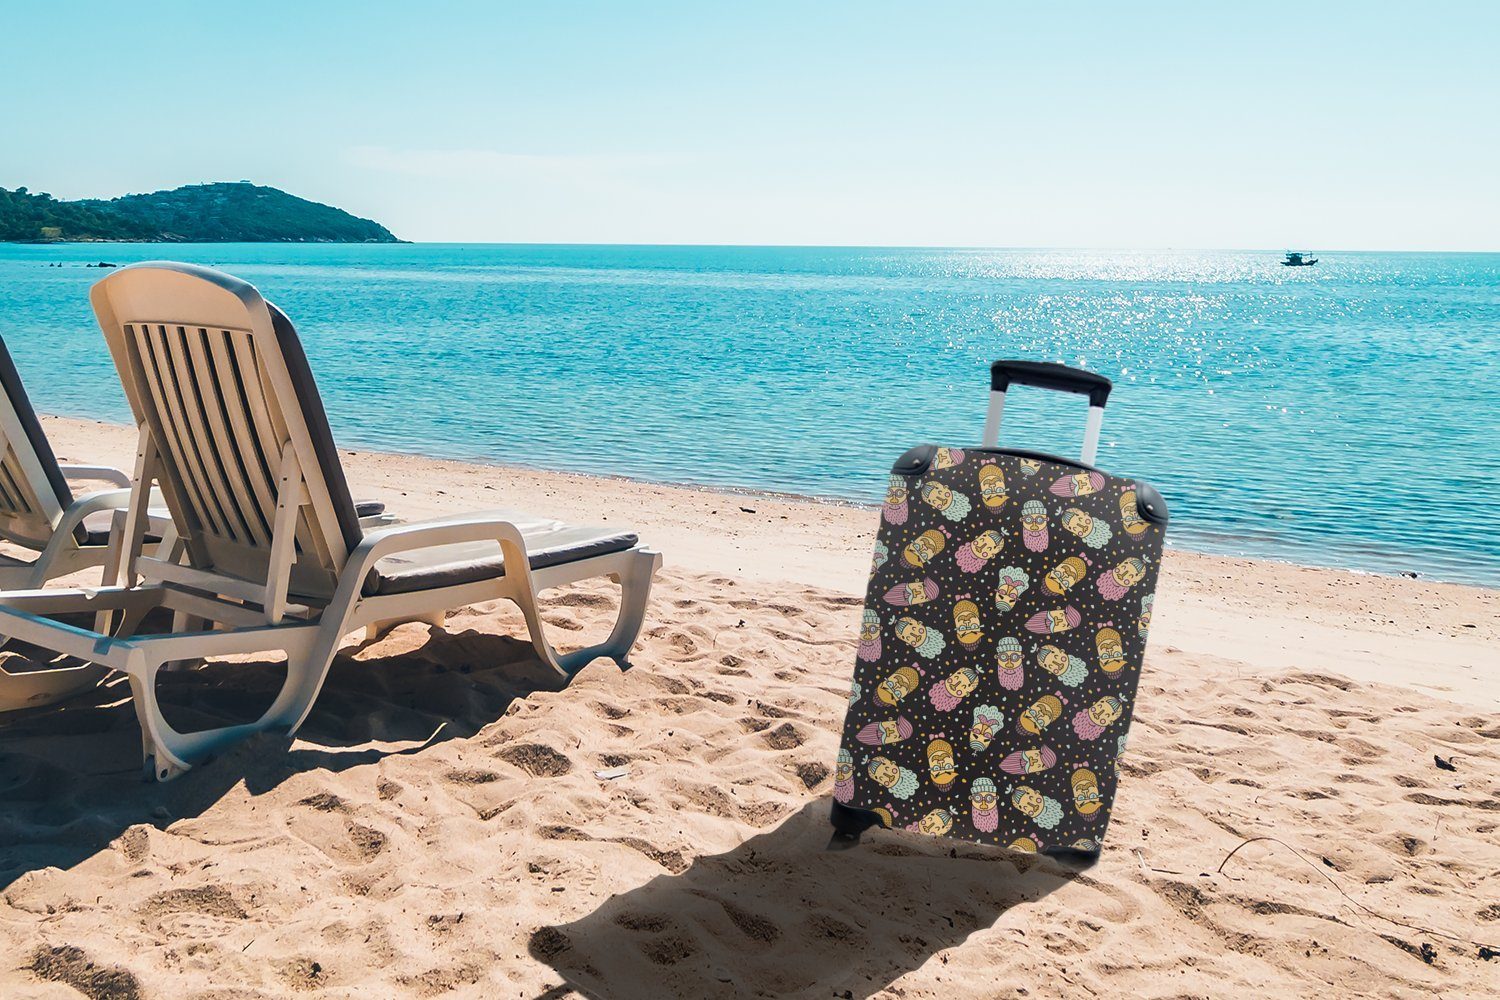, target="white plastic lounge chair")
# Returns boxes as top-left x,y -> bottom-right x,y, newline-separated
0,335 -> 166,591
0,262 -> 661,780
0,336 -> 185,710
